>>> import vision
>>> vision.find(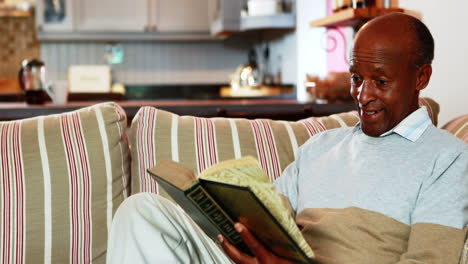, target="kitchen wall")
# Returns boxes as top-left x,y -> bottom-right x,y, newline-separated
325,0 -> 353,73
399,0 -> 468,126
37,1 -> 468,125
38,0 -> 329,97
295,0 -> 327,101
283,0 -> 468,125
252,33 -> 296,86
40,40 -> 250,85
259,0 -> 327,100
